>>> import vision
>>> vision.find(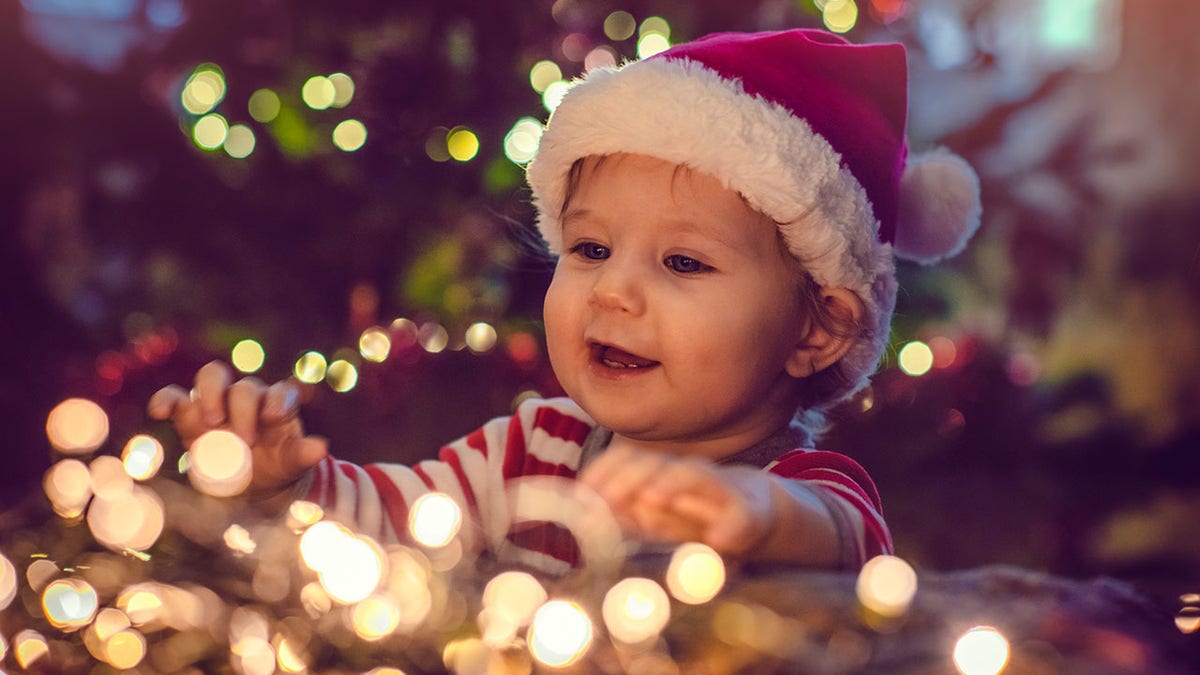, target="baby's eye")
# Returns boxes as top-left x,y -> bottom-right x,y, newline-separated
569,242 -> 610,260
664,254 -> 712,274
